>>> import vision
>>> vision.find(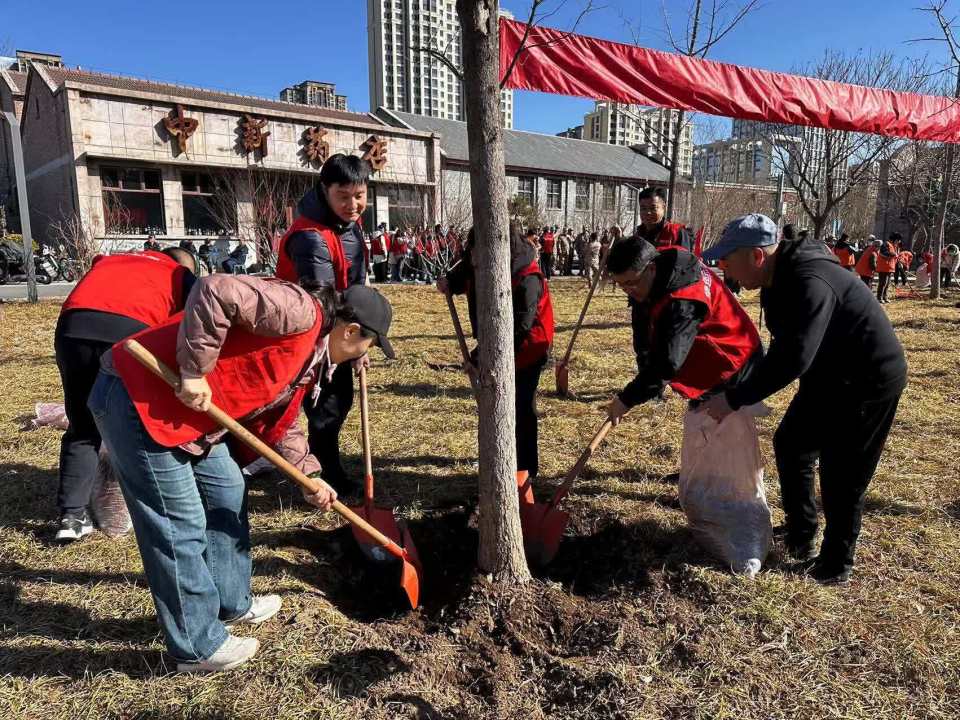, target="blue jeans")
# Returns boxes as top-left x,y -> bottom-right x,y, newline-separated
88,371 -> 252,661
